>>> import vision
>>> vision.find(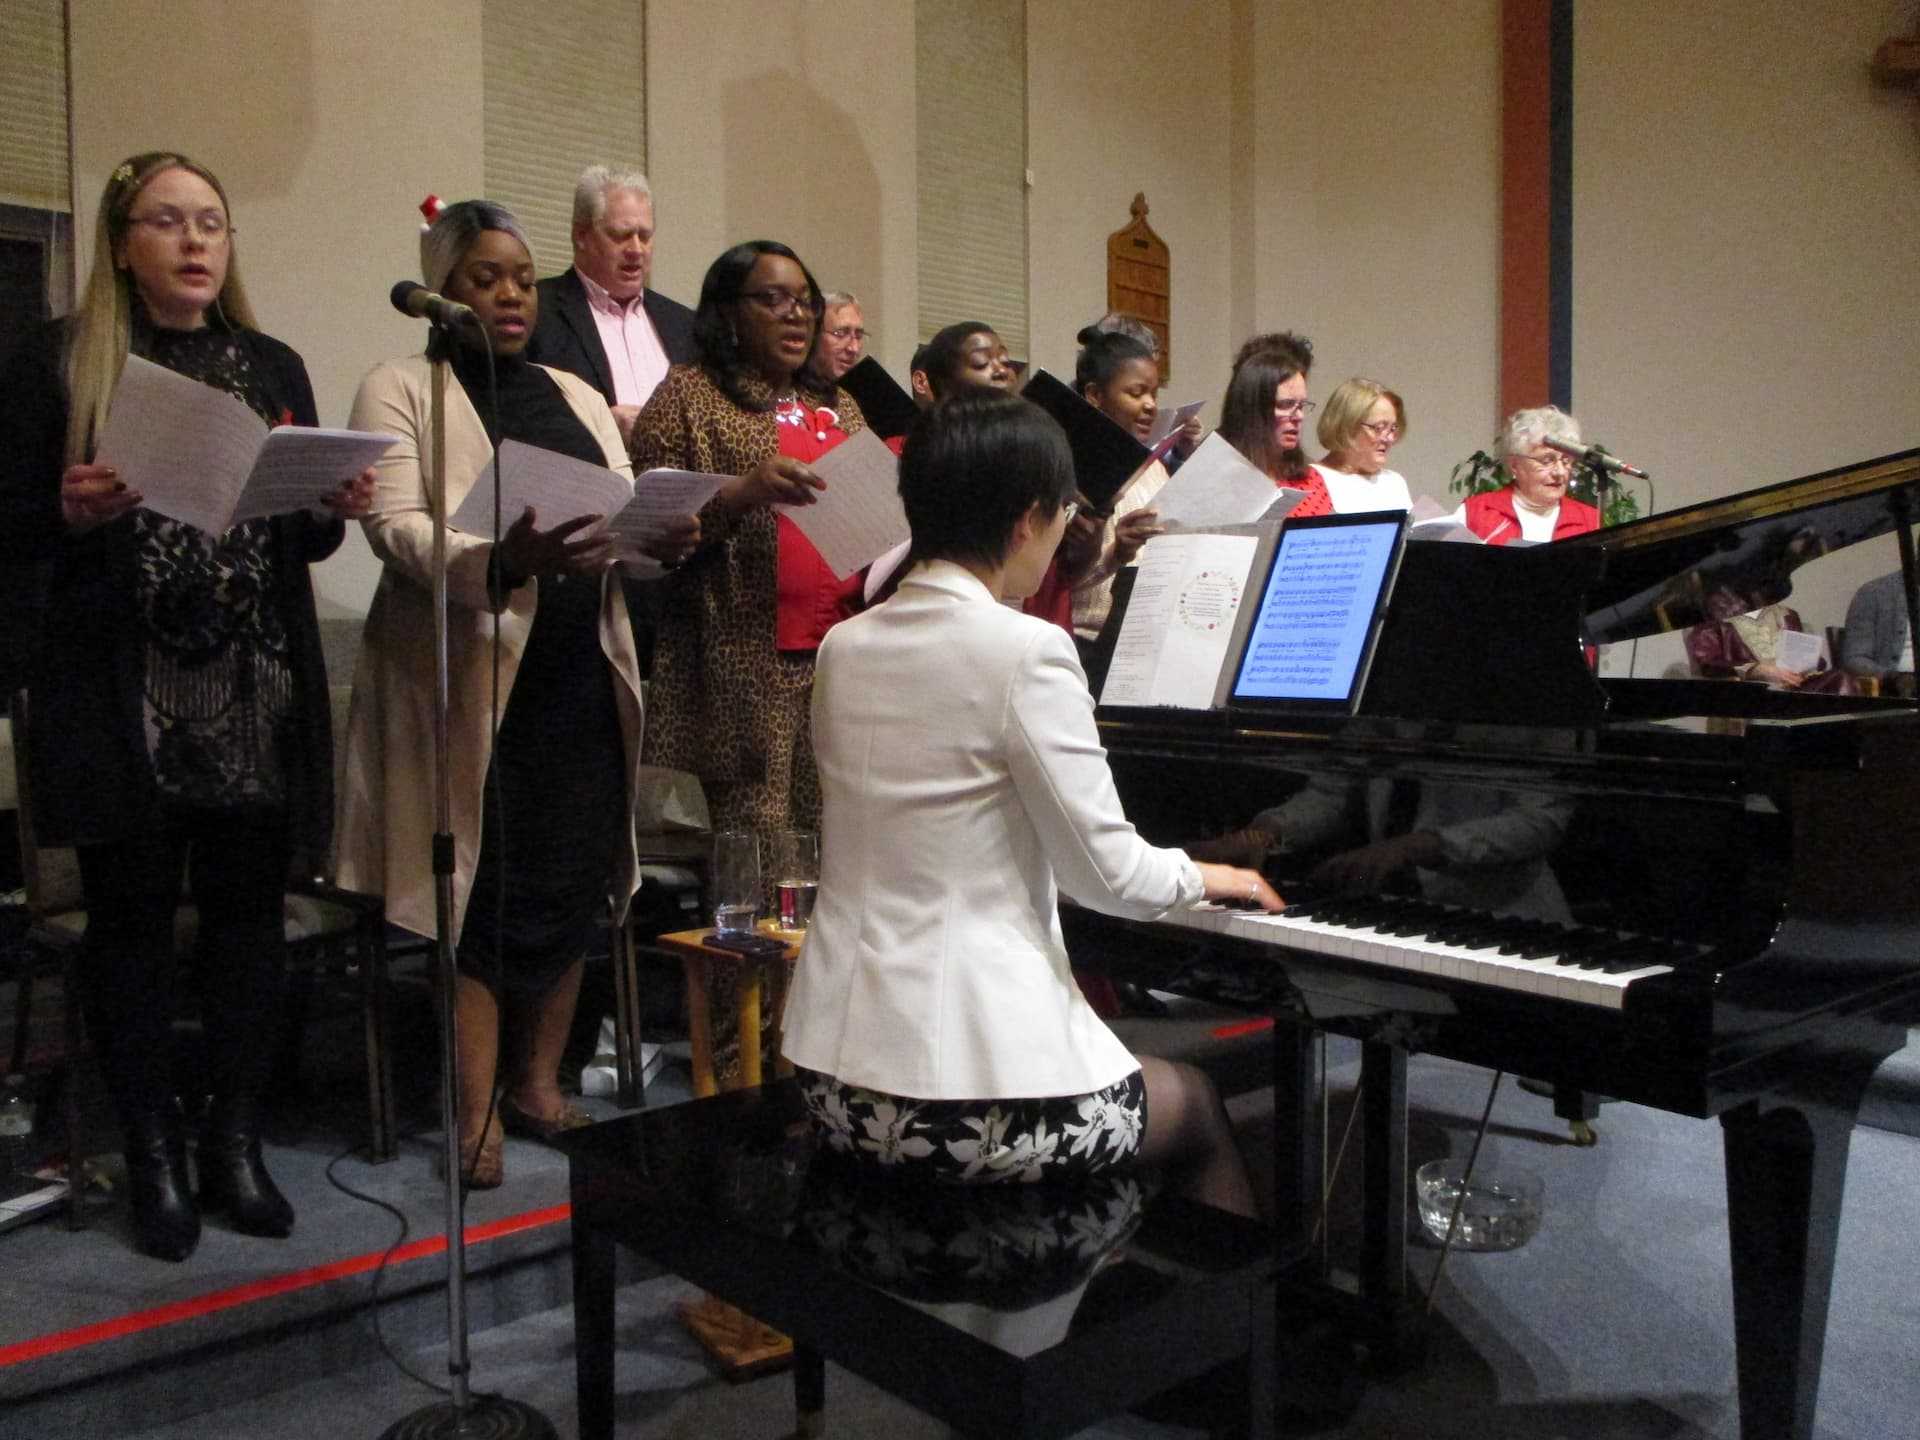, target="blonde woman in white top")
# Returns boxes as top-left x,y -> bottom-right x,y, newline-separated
1311,377 -> 1413,513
